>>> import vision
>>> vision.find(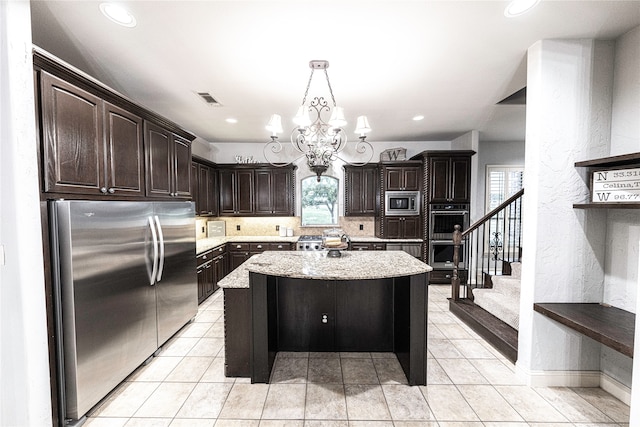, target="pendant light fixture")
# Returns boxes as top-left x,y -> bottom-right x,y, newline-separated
264,60 -> 373,181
